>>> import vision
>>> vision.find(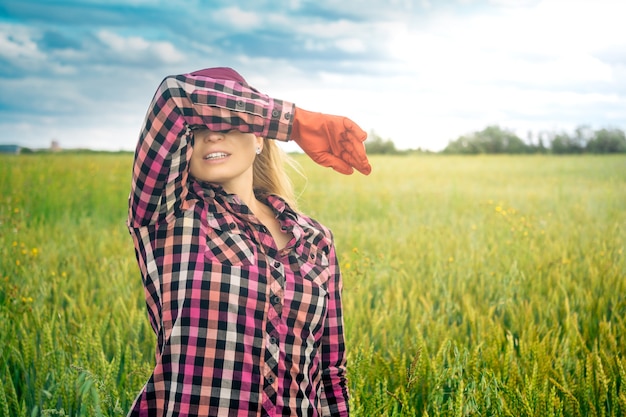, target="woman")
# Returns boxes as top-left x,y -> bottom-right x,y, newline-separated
127,67 -> 370,417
